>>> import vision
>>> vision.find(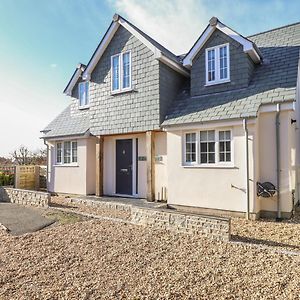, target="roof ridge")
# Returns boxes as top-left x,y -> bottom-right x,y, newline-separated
247,21 -> 300,38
